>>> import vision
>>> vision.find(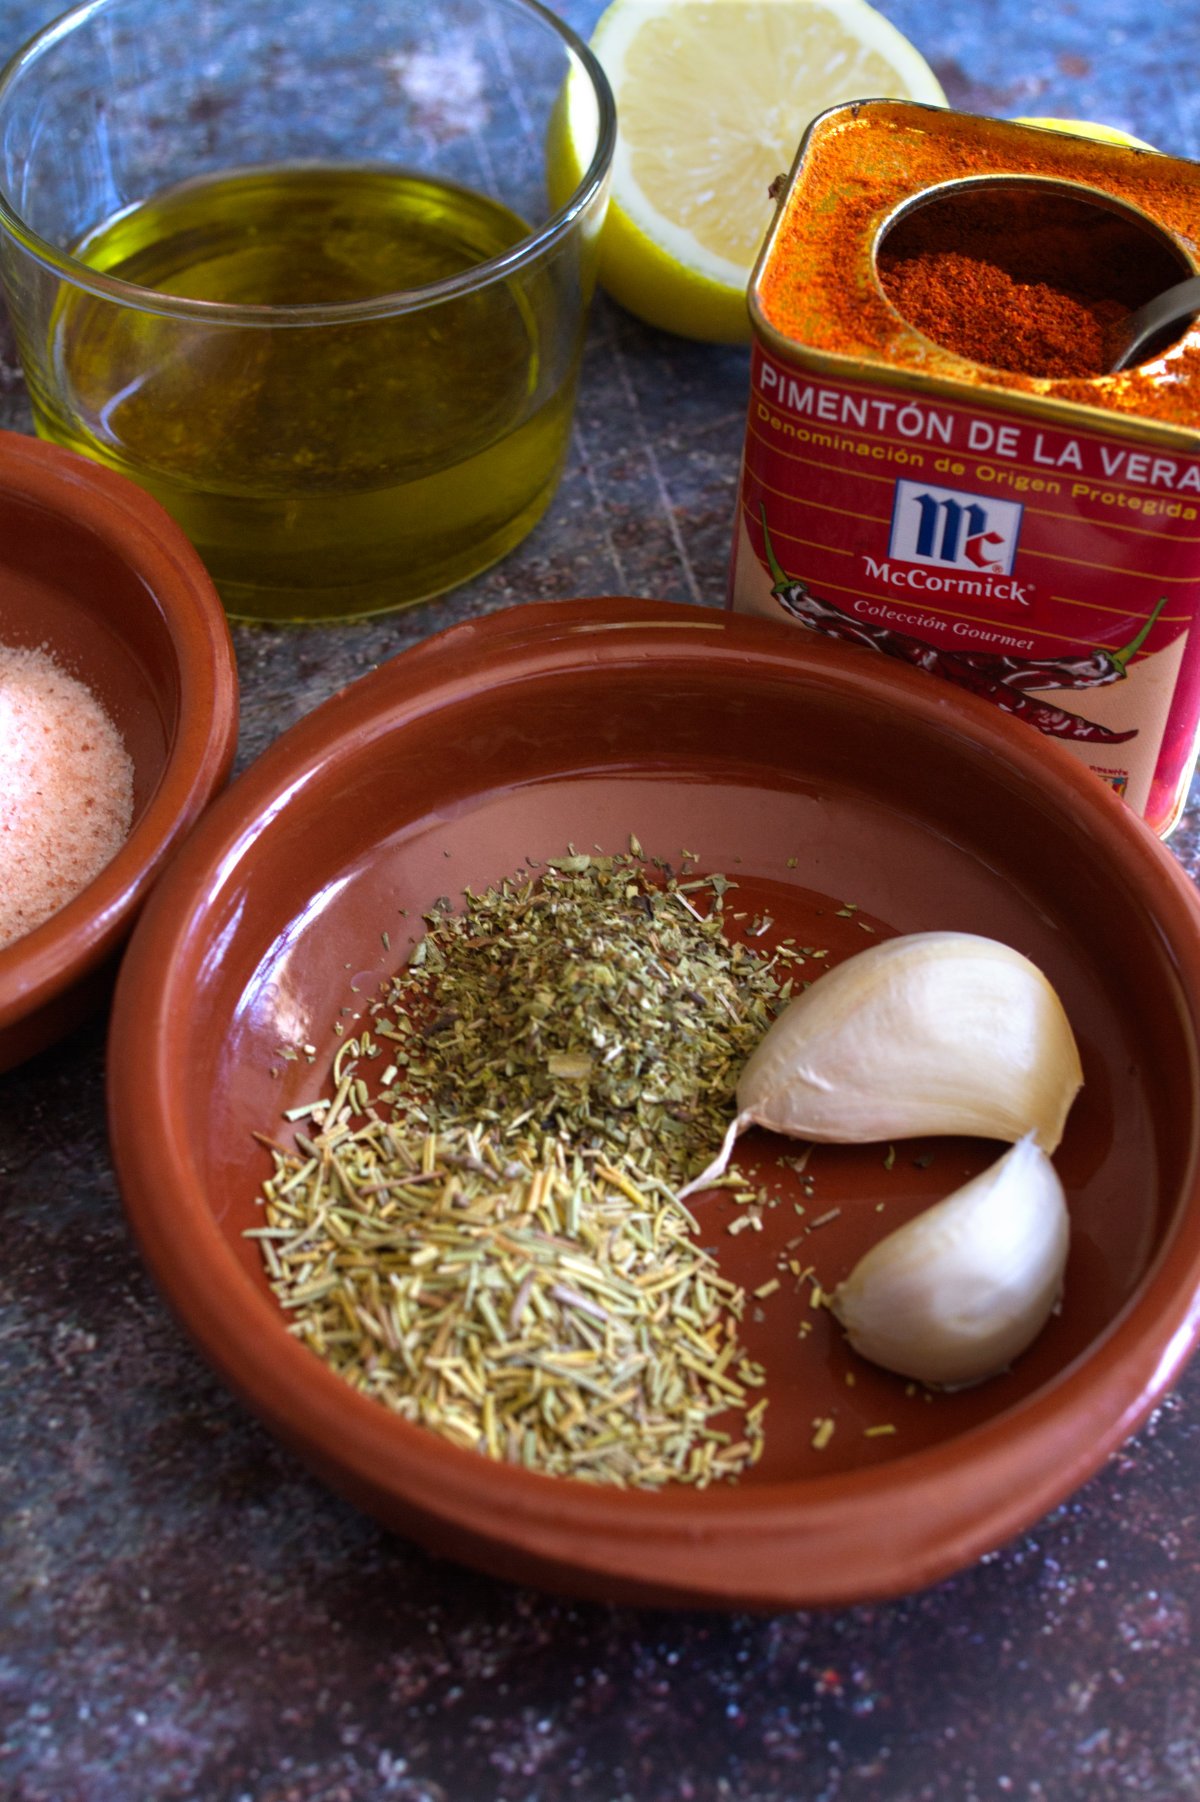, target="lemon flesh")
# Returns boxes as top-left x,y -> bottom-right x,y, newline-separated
551,0 -> 946,343
1009,116 -> 1153,149
1013,115 -> 1156,151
